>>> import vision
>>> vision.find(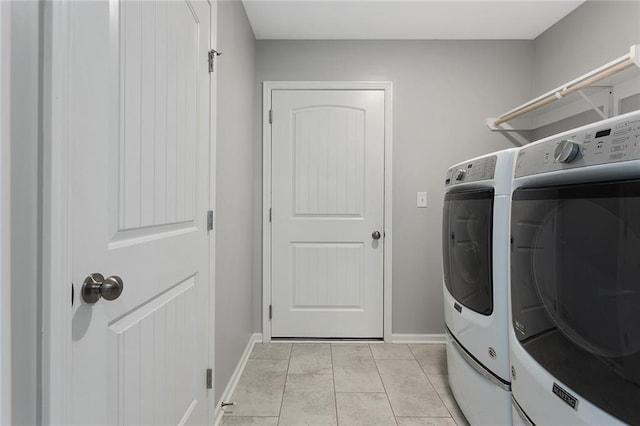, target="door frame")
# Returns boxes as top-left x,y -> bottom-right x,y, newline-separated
41,2 -> 72,422
41,2 -> 218,423
262,81 -> 393,342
